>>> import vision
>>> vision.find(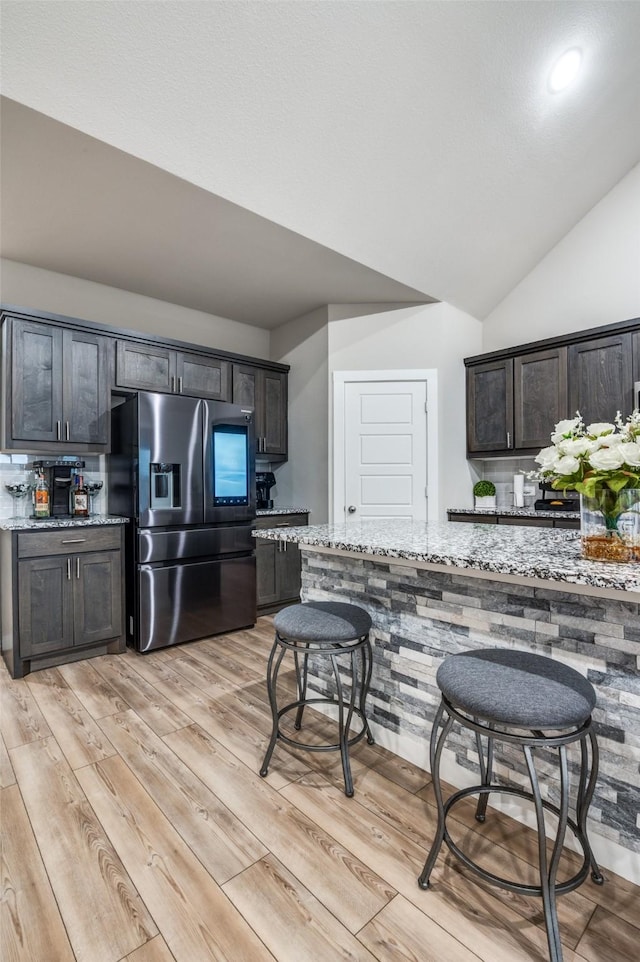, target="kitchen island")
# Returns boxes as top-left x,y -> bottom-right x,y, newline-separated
254,519 -> 640,883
